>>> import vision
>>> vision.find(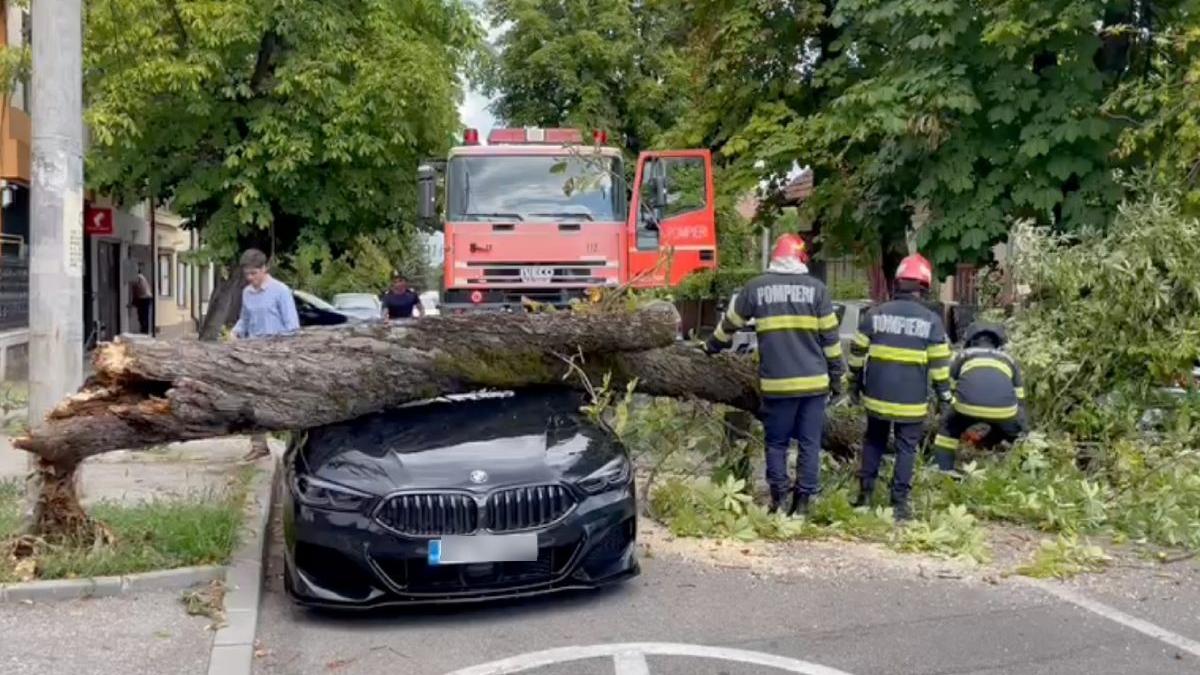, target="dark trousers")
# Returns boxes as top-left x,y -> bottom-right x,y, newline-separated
134,298 -> 153,334
761,395 -> 827,498
860,416 -> 924,504
933,410 -> 1025,470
